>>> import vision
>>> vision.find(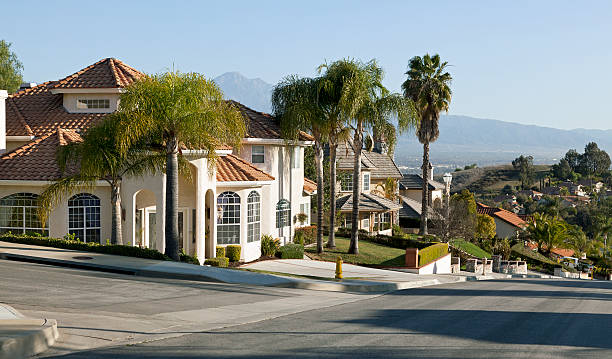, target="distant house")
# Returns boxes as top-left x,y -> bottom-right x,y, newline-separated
493,194 -> 517,205
559,182 -> 586,197
398,174 -> 445,228
541,186 -> 561,196
333,143 -> 403,235
527,242 -> 575,260
477,202 -> 526,239
577,179 -> 604,192
517,189 -> 543,200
